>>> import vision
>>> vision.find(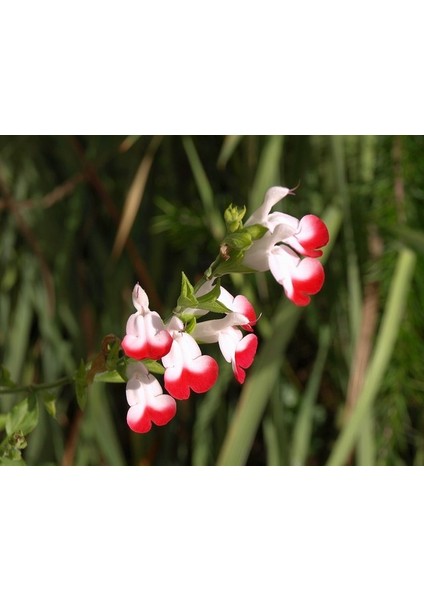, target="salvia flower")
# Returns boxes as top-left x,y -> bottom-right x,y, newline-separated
194,312 -> 258,384
162,316 -> 219,400
217,286 -> 258,332
193,286 -> 258,383
121,283 -> 173,360
126,362 -> 177,433
243,186 -> 329,306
